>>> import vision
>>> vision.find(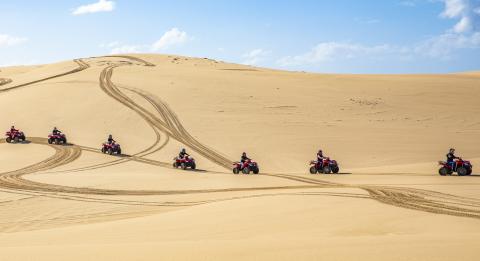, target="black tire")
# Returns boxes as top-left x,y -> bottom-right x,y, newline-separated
242,167 -> 250,174
55,138 -> 61,145
14,136 -> 19,143
332,166 -> 340,174
253,167 -> 259,174
309,166 -> 317,174
173,162 -> 178,168
467,168 -> 472,175
233,168 -> 240,174
108,148 -> 113,155
457,167 -> 468,176
117,148 -> 122,155
20,135 -> 25,141
323,166 -> 331,174
191,162 -> 196,170
63,138 -> 67,144
181,163 -> 187,170
439,167 -> 448,176
48,138 -> 53,144
101,147 -> 106,153
6,137 -> 12,143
